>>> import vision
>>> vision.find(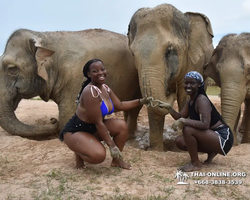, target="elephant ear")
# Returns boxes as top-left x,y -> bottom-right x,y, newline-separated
30,37 -> 55,82
203,47 -> 223,87
185,12 -> 214,65
243,45 -> 250,81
